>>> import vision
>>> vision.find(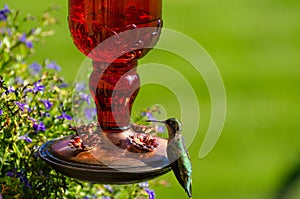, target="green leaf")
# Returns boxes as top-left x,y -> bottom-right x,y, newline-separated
12,143 -> 22,158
